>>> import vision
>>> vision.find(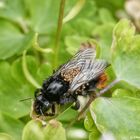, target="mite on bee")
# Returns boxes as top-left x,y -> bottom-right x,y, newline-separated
33,42 -> 109,117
